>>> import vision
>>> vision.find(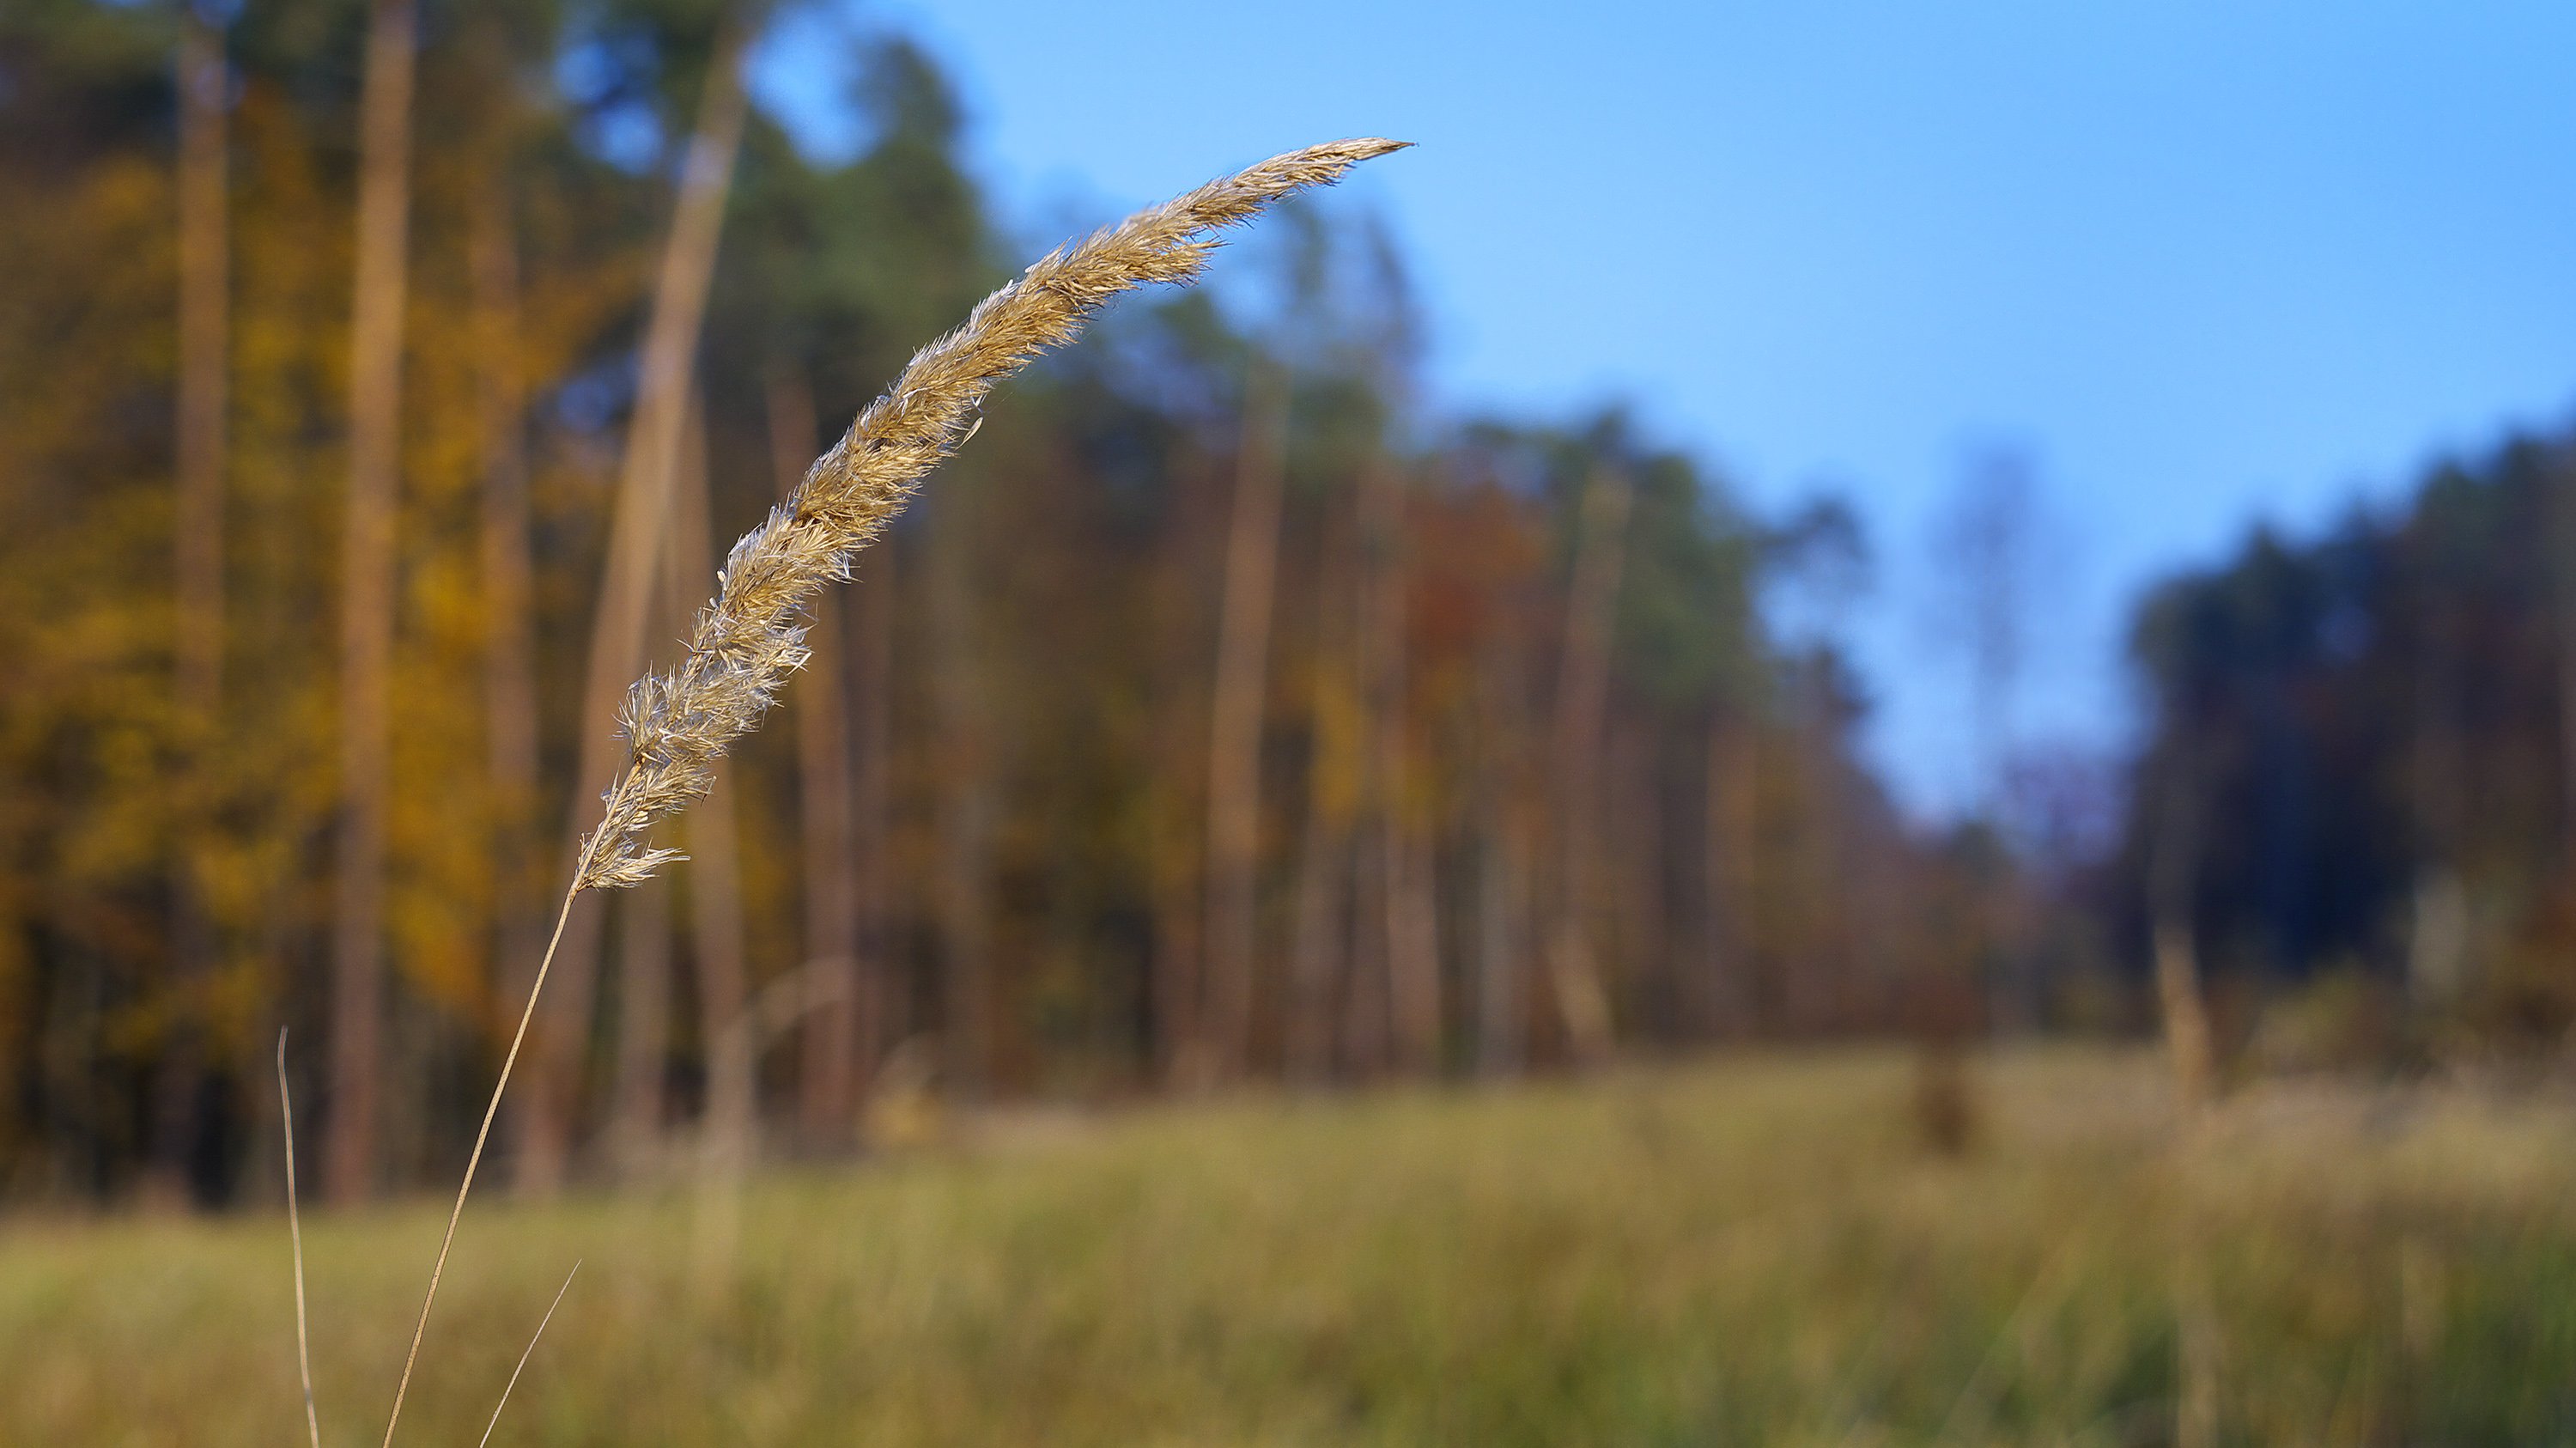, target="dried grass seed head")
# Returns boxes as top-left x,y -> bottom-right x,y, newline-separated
573,137 -> 1407,891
